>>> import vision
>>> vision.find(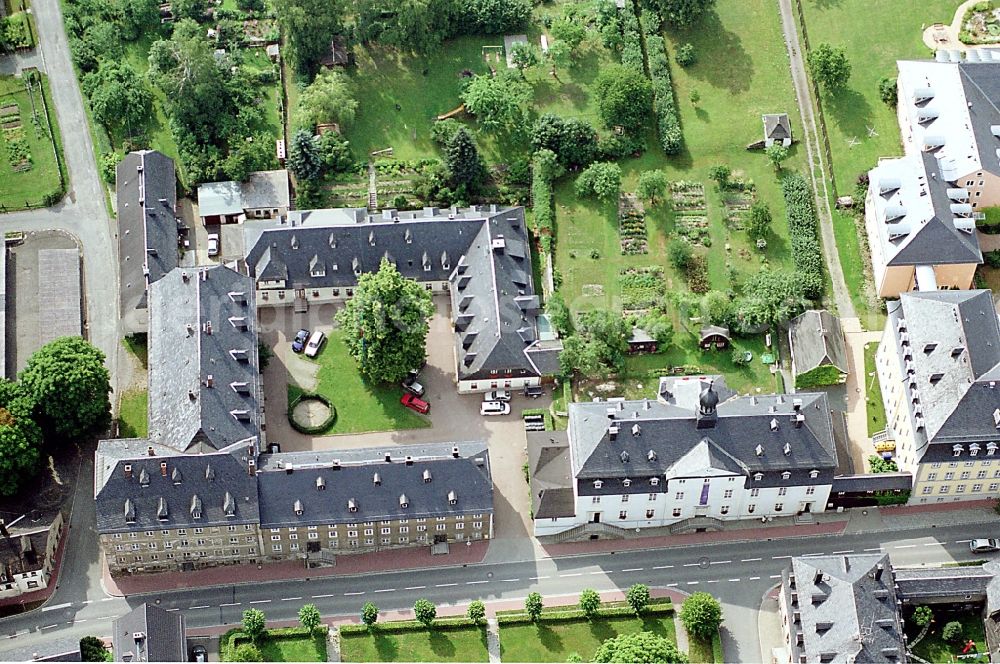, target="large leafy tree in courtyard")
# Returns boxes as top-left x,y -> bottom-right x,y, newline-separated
641,0 -> 715,28
559,309 -> 629,378
287,129 -> 324,183
594,65 -> 653,132
807,43 -> 852,92
594,632 -> 688,663
79,636 -> 110,662
462,71 -> 532,132
732,270 -> 806,331
274,0 -> 343,76
445,127 -> 486,193
19,337 -> 110,442
0,379 -> 42,497
336,259 -> 435,384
